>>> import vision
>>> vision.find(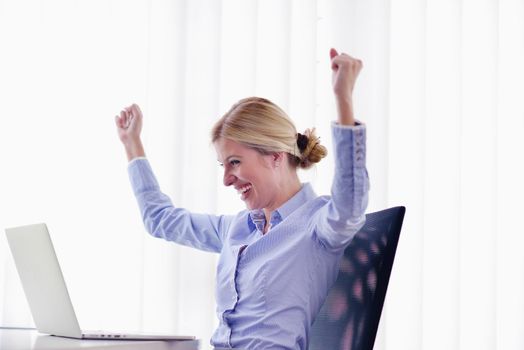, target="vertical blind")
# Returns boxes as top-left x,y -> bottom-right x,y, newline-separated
0,0 -> 523,349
